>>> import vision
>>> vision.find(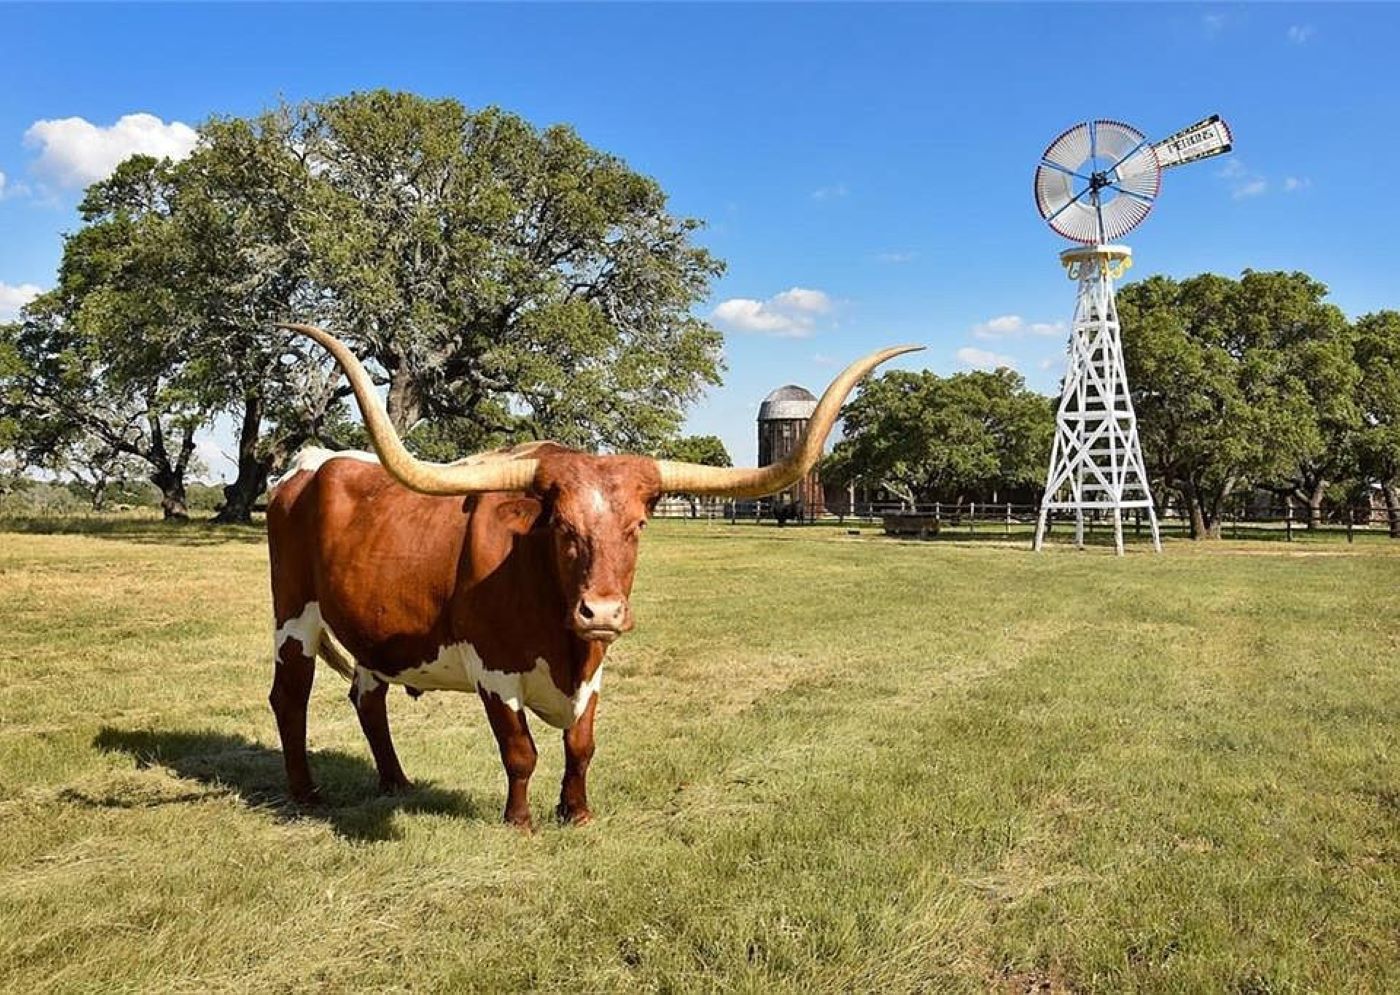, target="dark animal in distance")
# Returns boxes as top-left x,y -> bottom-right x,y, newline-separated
267,322 -> 917,829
